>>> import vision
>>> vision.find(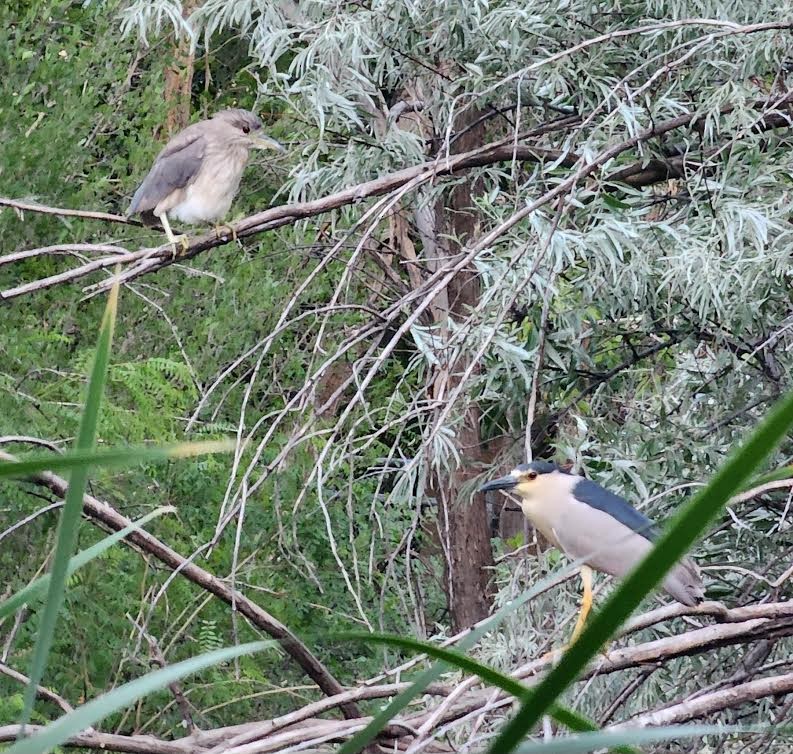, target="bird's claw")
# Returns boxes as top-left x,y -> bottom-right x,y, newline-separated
214,224 -> 238,243
541,641 -> 612,665
169,235 -> 190,261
